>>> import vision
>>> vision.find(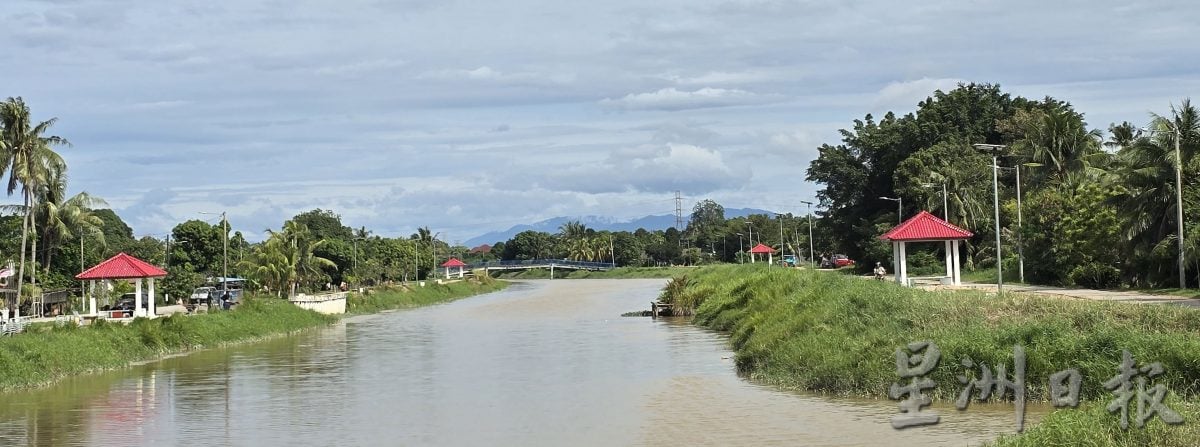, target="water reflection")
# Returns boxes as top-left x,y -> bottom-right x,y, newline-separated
0,280 -> 1042,446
